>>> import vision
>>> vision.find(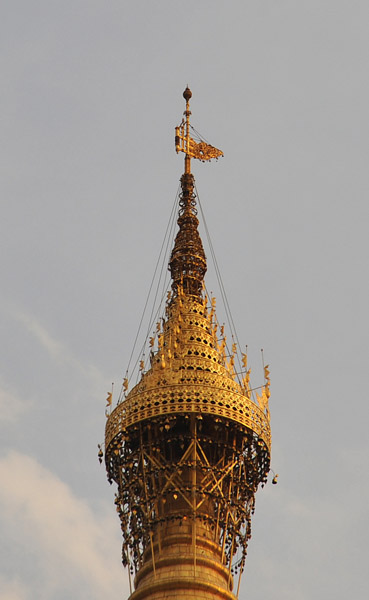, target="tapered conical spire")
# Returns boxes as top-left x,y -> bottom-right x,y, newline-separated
169,172 -> 206,298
